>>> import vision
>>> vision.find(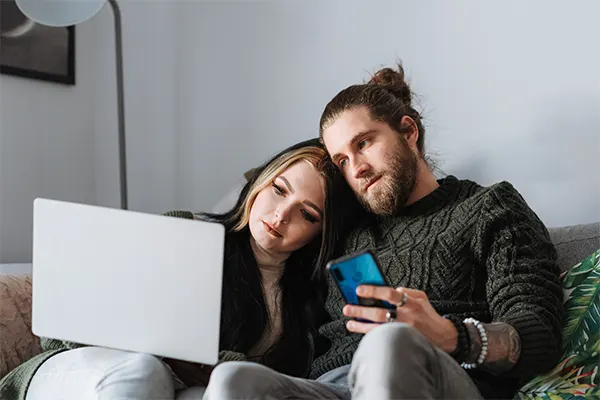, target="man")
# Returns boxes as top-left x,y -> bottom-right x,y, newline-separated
203,64 -> 564,400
